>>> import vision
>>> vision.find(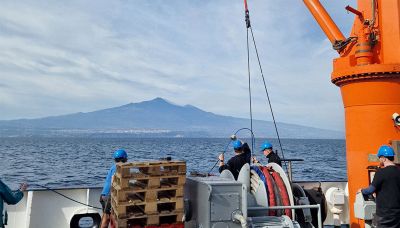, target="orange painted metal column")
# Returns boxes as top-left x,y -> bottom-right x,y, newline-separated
303,0 -> 400,227
338,78 -> 400,228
